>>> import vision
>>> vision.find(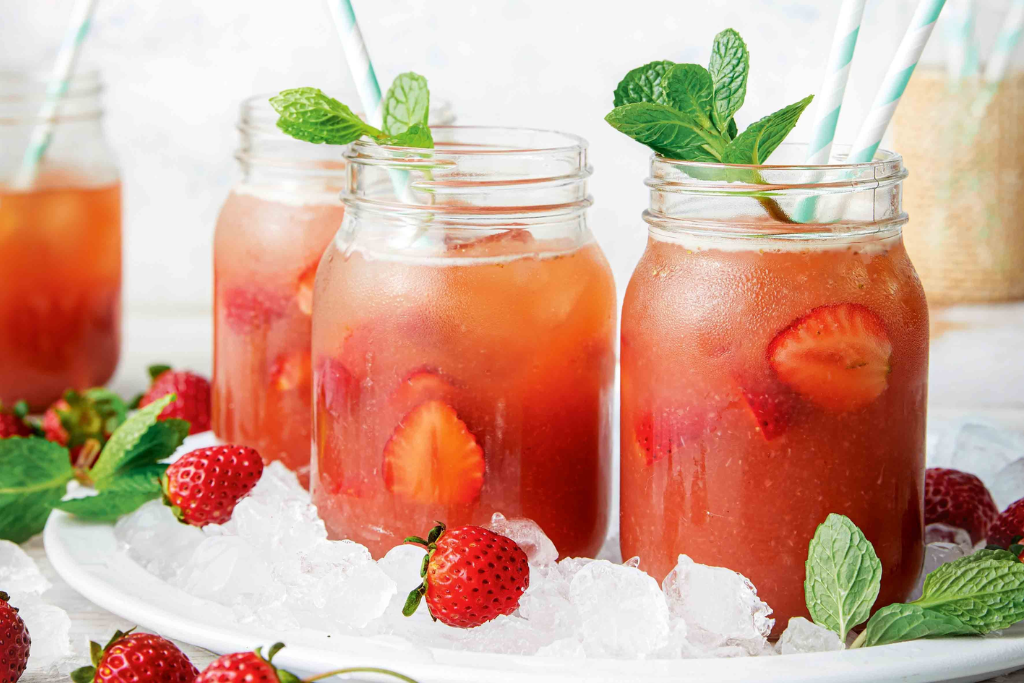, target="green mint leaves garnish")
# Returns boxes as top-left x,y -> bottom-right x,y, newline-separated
270,72 -> 434,149
0,394 -> 188,541
804,514 -> 1024,649
605,28 -> 812,164
804,513 -> 882,642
